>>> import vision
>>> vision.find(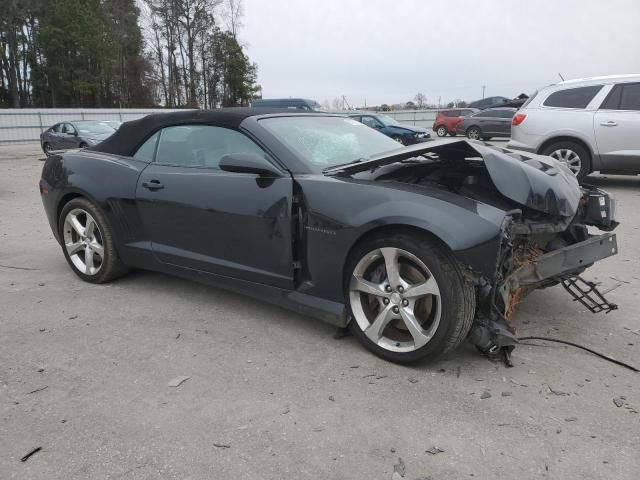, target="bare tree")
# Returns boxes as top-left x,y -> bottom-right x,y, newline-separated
413,92 -> 427,109
222,0 -> 243,39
